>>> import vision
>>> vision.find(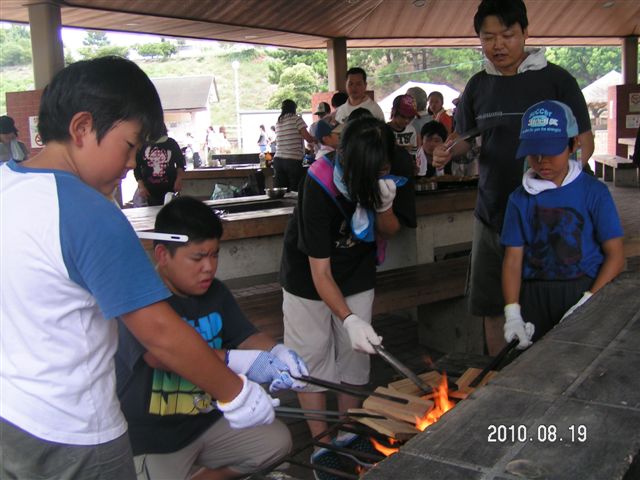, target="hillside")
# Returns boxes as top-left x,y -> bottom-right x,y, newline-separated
0,52 -> 277,128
